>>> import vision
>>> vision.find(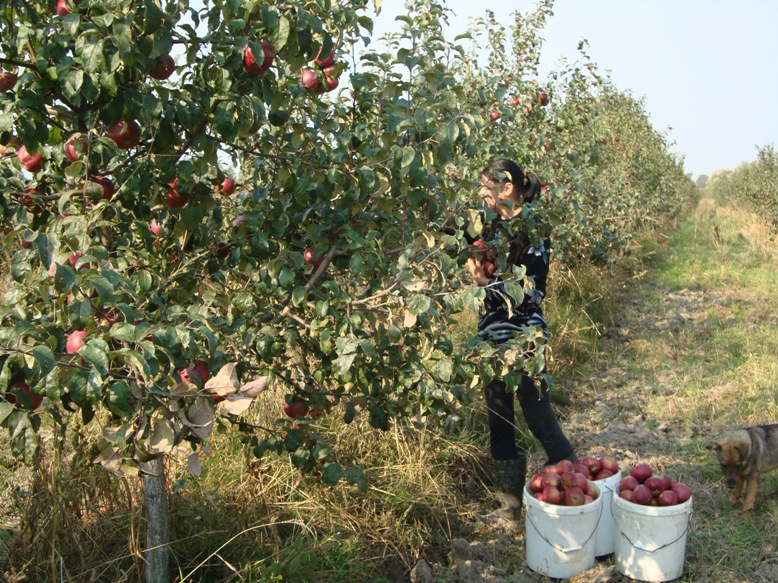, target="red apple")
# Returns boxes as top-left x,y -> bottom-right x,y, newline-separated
563,487 -> 585,506
66,329 -> 88,354
586,480 -> 599,499
90,176 -> 114,201
631,463 -> 653,483
17,146 -> 43,172
482,260 -> 495,277
65,136 -> 88,162
619,475 -> 638,492
573,472 -> 589,492
323,65 -> 339,91
632,485 -> 652,505
0,72 -> 17,92
179,361 -> 210,386
560,472 -> 578,490
580,456 -> 602,476
489,111 -> 500,121
243,41 -> 274,74
510,98 -> 519,106
56,0 -> 74,16
542,485 -> 562,505
303,247 -> 324,271
529,473 -> 544,493
534,491 -> 546,503
671,482 -> 692,503
106,120 -> 140,150
573,463 -> 591,480
68,252 -> 90,271
539,91 -> 549,106
657,490 -> 679,506
644,476 -> 666,497
594,469 -> 614,481
165,178 -> 187,208
5,381 -> 43,410
599,455 -> 619,474
150,54 -> 175,80
620,489 -> 634,502
301,69 -> 320,91
309,407 -> 323,419
150,219 -> 162,236
217,177 -> 235,196
314,46 -> 335,68
283,398 -> 309,418
541,472 -> 562,489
